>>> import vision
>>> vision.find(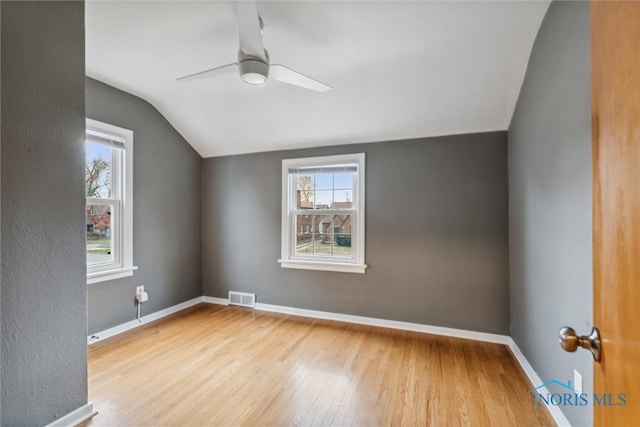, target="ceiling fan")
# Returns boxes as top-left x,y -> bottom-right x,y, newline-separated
177,0 -> 331,92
